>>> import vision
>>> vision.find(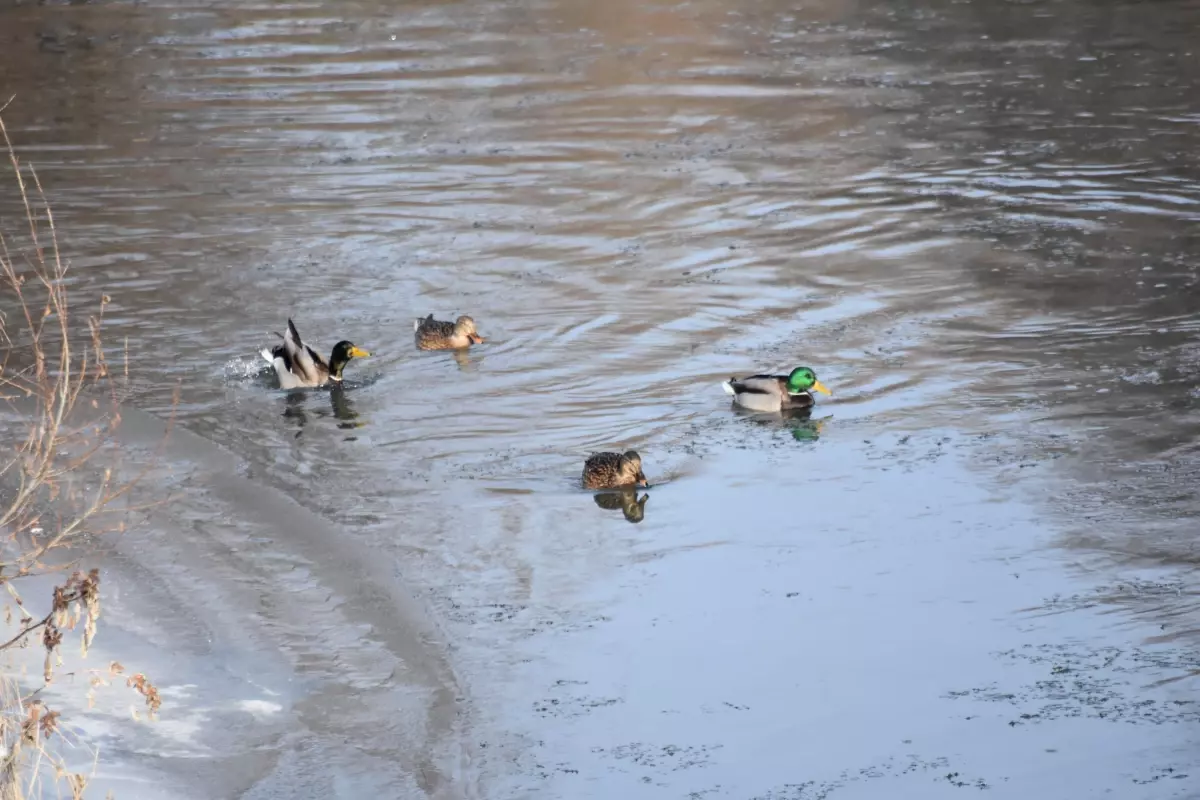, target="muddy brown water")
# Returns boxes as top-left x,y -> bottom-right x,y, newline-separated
3,0 -> 1200,797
